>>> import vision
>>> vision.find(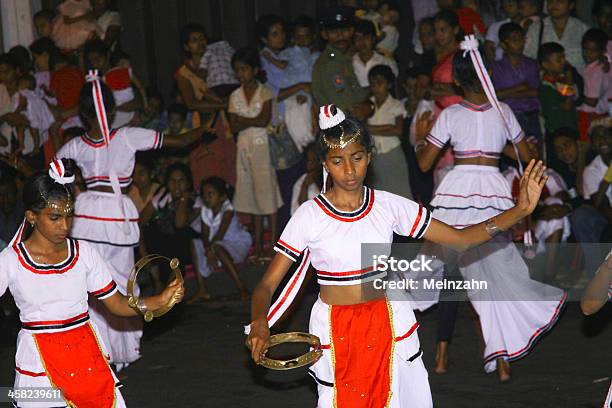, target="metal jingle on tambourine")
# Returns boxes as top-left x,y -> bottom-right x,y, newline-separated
258,332 -> 323,371
127,296 -> 138,308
